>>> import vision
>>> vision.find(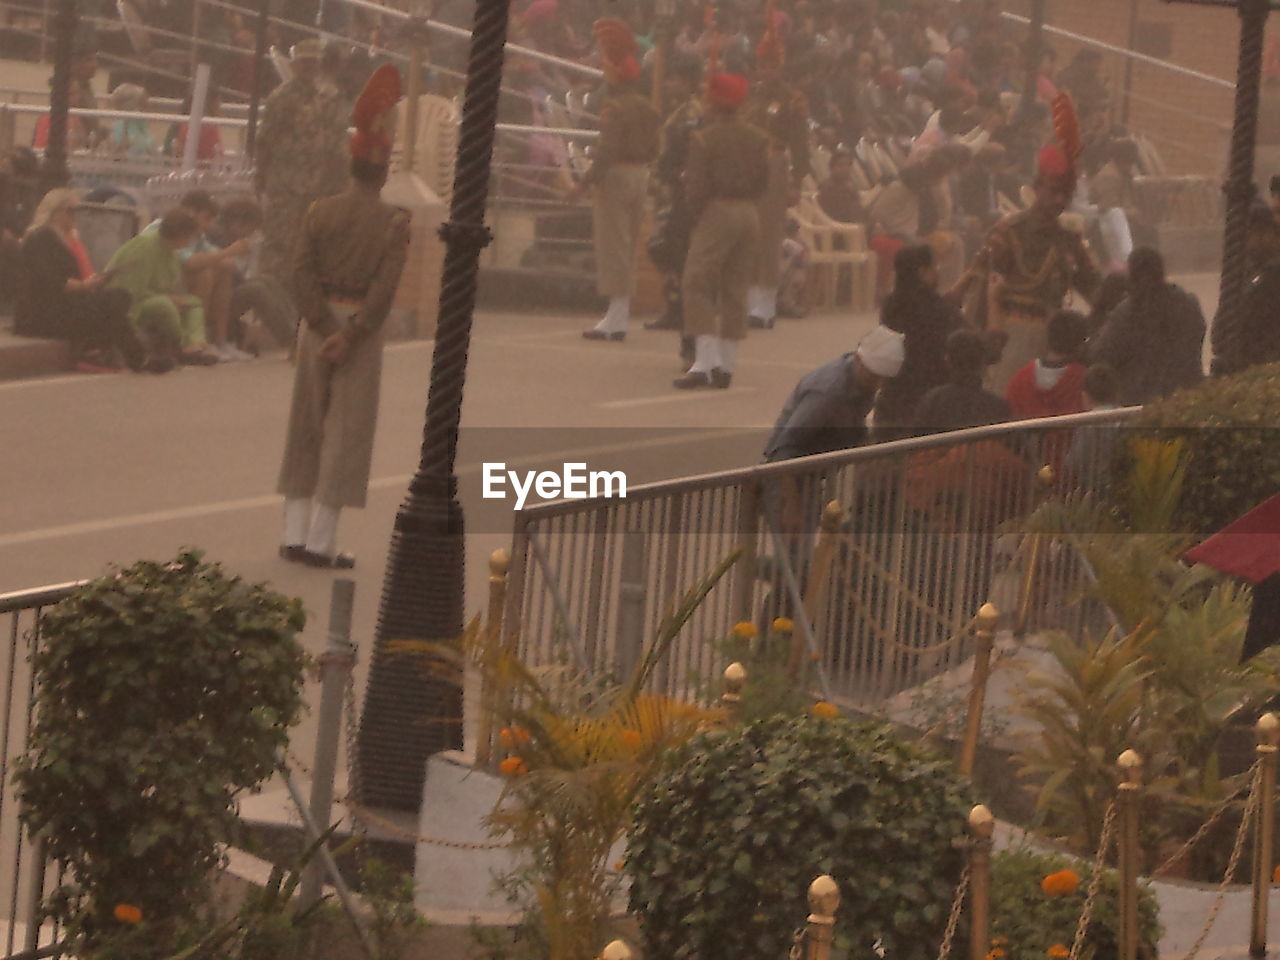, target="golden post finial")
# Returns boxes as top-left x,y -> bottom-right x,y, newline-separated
976,603 -> 999,634
820,501 -> 846,533
722,663 -> 747,720
489,548 -> 510,578
1037,464 -> 1056,488
1117,749 -> 1143,785
808,874 -> 840,920
1258,712 -> 1280,748
599,941 -> 633,960
968,804 -> 995,840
